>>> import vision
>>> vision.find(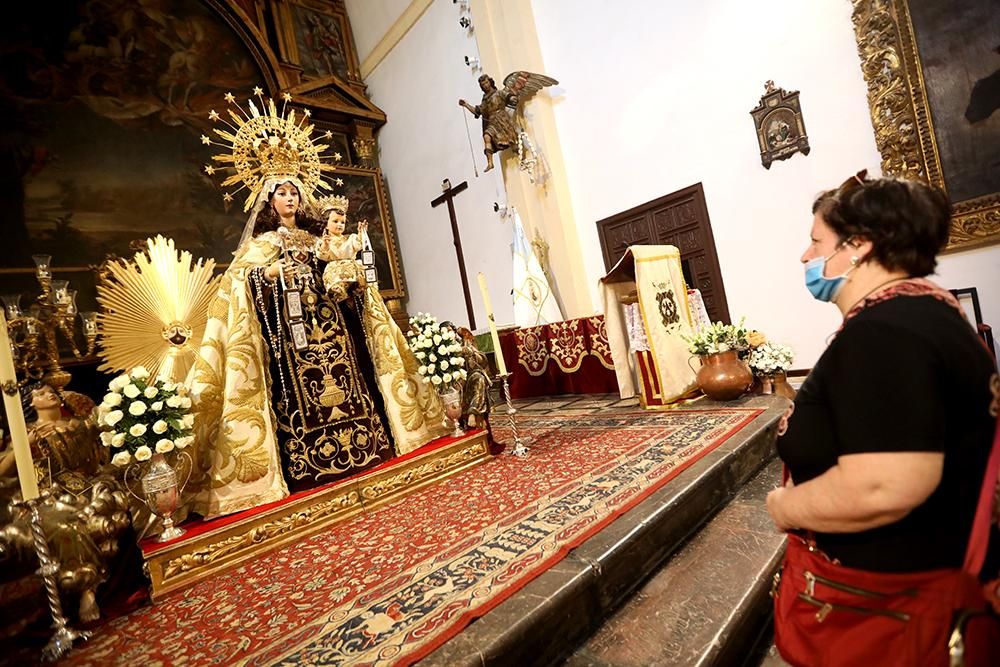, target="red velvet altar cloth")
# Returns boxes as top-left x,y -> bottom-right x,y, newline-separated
499,315 -> 618,399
